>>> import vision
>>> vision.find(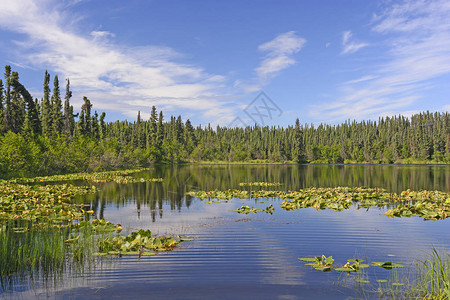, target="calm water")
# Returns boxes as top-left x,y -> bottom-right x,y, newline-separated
8,164 -> 450,299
